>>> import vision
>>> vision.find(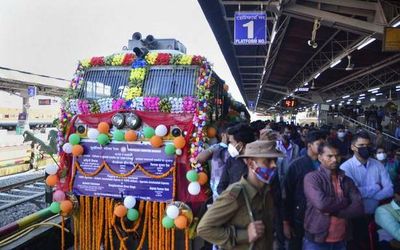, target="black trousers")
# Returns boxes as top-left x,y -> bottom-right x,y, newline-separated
348,216 -> 374,250
288,221 -> 304,250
